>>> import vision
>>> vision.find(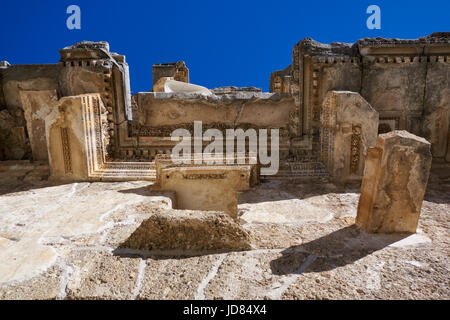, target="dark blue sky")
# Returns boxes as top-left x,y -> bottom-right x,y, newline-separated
1,0 -> 449,92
